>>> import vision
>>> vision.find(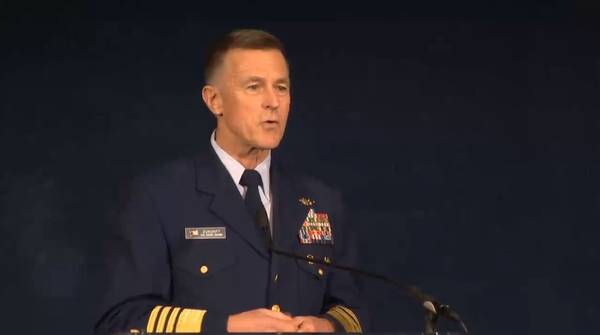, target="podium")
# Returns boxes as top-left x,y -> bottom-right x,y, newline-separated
113,333 -> 467,335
